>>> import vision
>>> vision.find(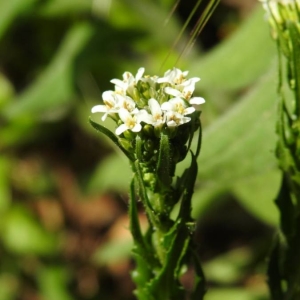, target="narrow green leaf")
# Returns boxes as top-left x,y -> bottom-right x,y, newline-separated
178,153 -> 198,220
89,117 -> 134,161
287,21 -> 300,116
156,133 -> 171,188
133,161 -> 159,227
